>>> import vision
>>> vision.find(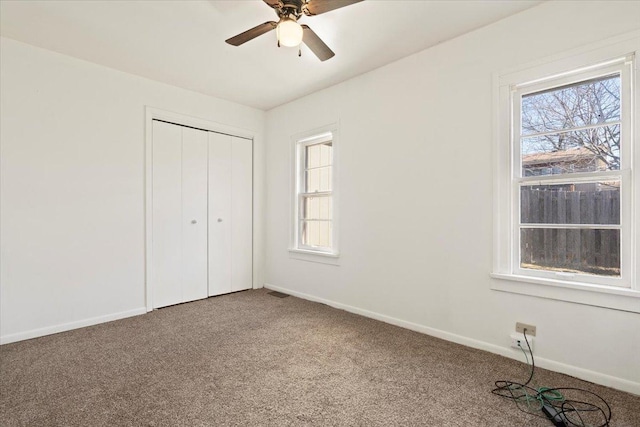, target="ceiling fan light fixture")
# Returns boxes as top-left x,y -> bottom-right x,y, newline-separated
276,18 -> 303,47
226,0 -> 361,60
